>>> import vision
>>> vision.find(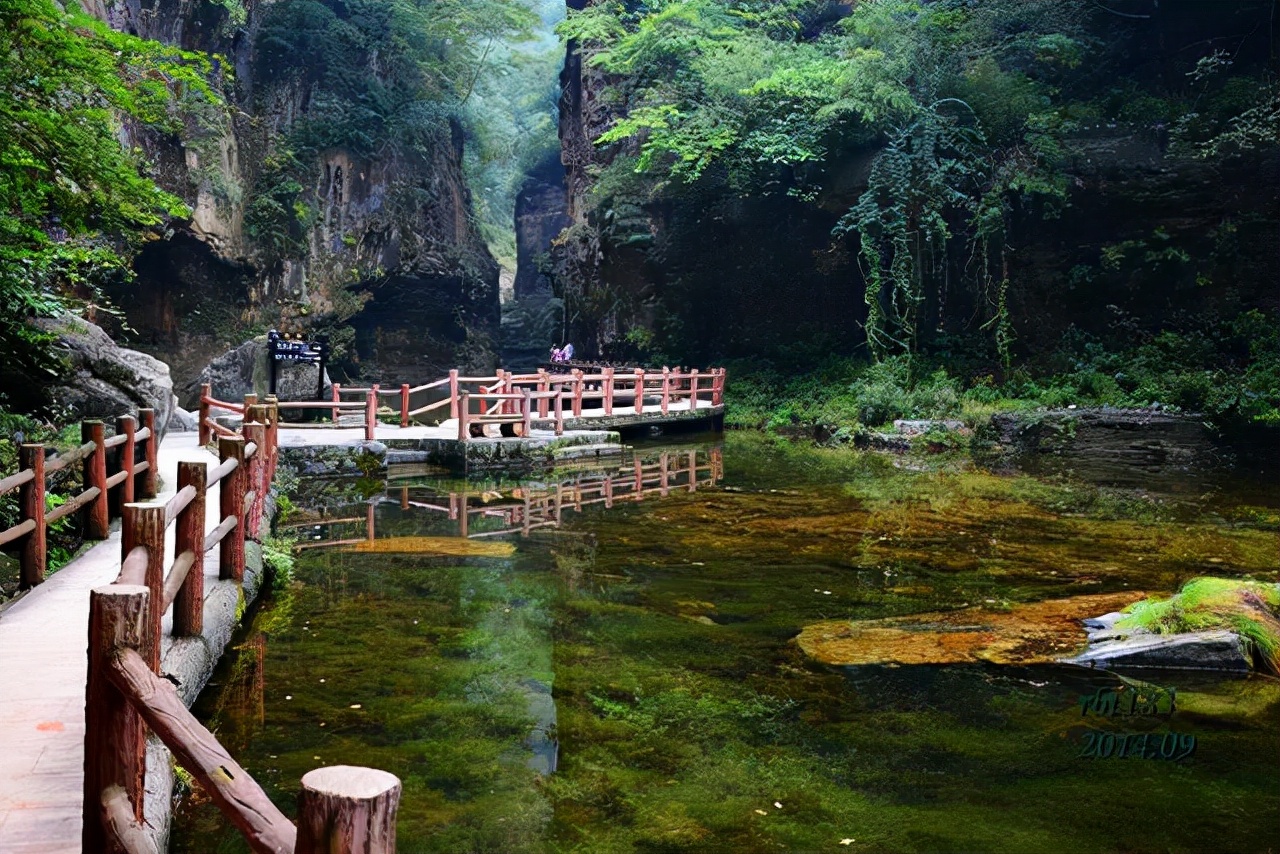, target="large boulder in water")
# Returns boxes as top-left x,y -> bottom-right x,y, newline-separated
185,335 -> 332,408
35,314 -> 176,437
